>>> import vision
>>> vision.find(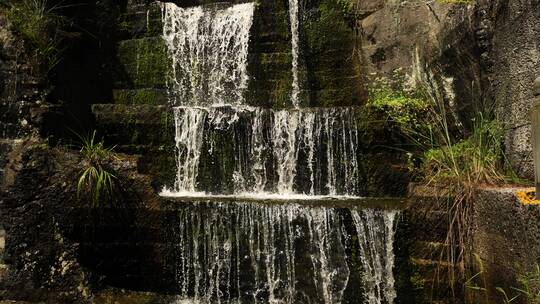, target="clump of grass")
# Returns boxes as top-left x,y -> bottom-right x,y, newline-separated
76,130 -> 117,208
4,0 -> 67,71
512,264 -> 540,303
493,264 -> 540,304
421,113 -> 505,186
